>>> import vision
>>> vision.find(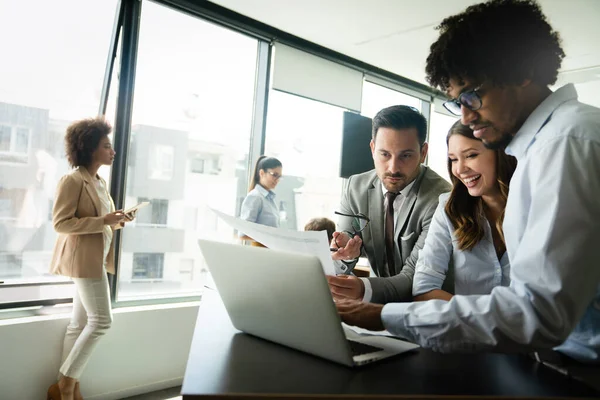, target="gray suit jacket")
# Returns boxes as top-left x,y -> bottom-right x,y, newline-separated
338,165 -> 451,303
